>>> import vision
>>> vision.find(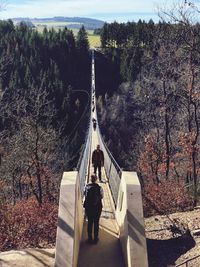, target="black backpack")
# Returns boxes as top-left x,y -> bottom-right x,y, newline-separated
84,184 -> 101,208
